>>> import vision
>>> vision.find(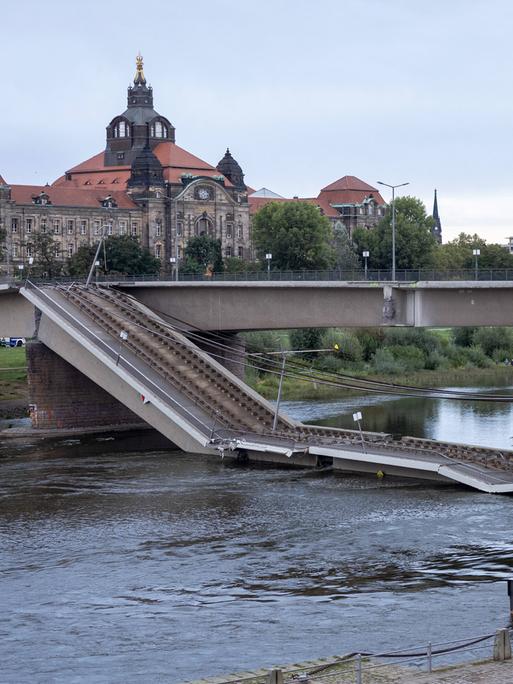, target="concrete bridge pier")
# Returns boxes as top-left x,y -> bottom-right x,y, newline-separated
26,341 -> 143,430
